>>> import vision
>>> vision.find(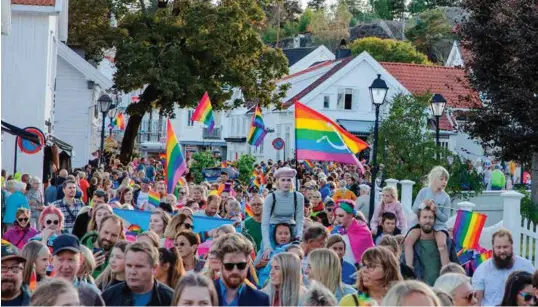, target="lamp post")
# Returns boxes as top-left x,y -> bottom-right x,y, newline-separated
430,93 -> 447,159
107,107 -> 118,137
368,74 -> 389,223
98,94 -> 113,166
